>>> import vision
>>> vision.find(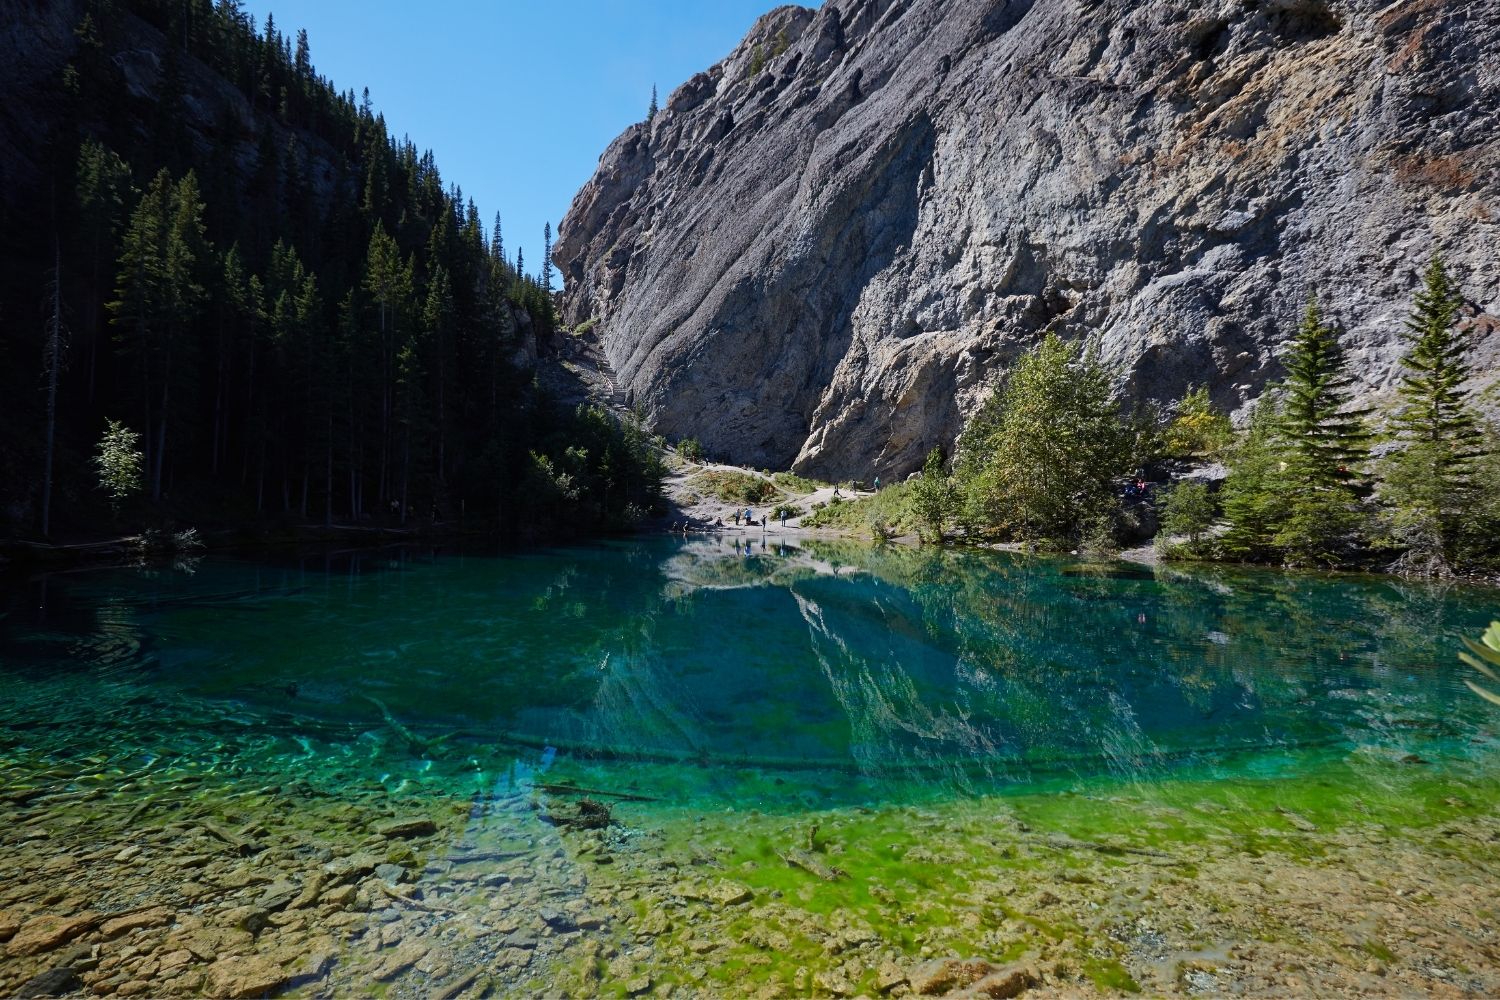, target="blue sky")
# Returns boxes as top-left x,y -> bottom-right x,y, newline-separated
239,2 -> 808,281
